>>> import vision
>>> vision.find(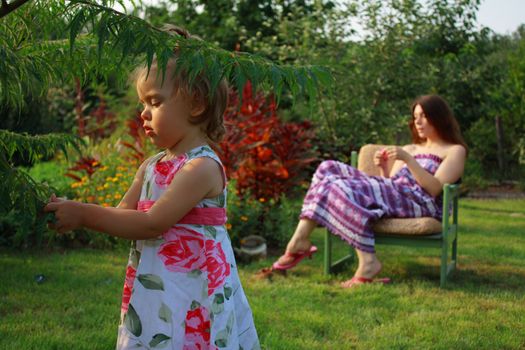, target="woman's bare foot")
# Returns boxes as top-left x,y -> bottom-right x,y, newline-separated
340,254 -> 387,288
354,256 -> 382,279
